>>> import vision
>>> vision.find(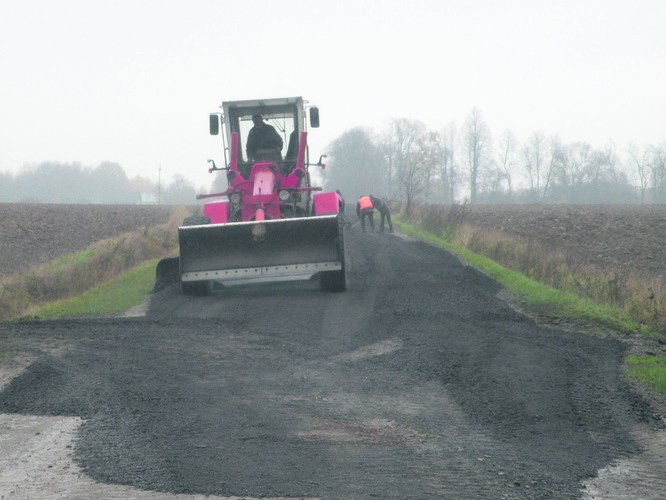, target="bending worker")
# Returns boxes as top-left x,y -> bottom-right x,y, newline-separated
356,194 -> 375,232
370,195 -> 393,233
